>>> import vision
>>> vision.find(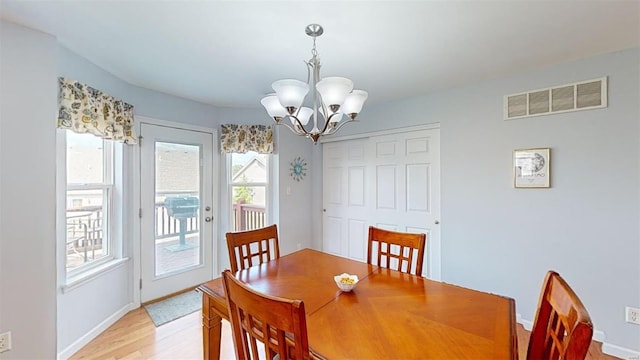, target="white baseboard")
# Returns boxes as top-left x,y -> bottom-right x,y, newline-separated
516,313 -> 638,359
57,302 -> 138,360
516,313 -> 534,331
602,343 -> 640,360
